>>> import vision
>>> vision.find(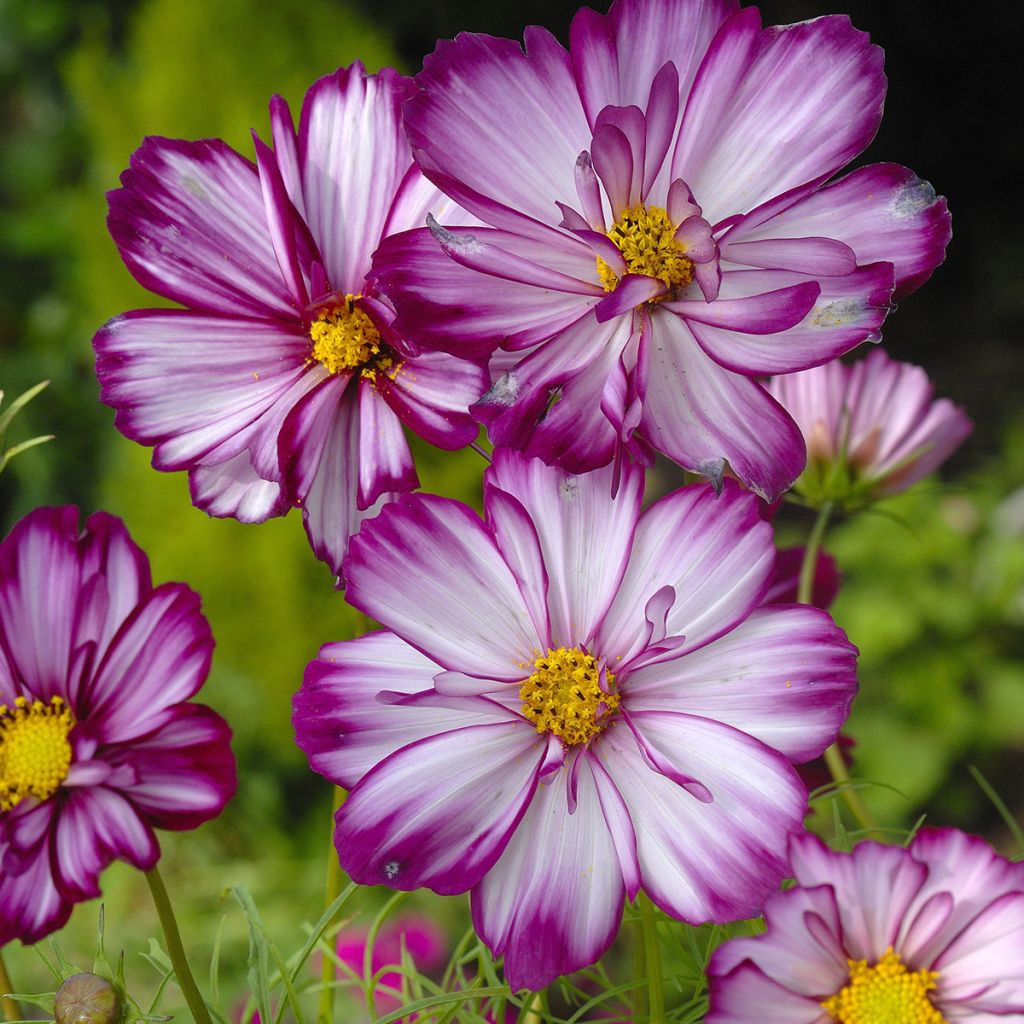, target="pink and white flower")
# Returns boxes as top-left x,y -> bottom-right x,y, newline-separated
94,64 -> 488,578
707,829 -> 1024,1022
371,0 -> 950,499
293,451 -> 858,990
0,507 -> 235,945
767,348 -> 972,508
